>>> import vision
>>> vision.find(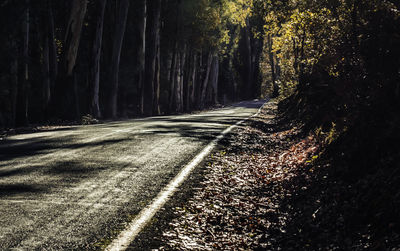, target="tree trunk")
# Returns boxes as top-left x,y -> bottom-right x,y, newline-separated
48,3 -> 57,85
153,1 -> 161,115
10,39 -> 18,127
268,34 -> 279,98
153,33 -> 161,115
189,52 -> 197,110
243,19 -> 253,99
108,0 -> 130,118
138,0 -> 146,115
89,0 -> 107,118
42,26 -> 51,112
52,0 -> 88,120
16,0 -> 30,127
252,37 -> 263,98
200,51 -> 213,108
228,54 -> 237,102
64,0 -> 88,76
176,44 -> 187,112
143,0 -> 161,116
209,54 -> 219,104
195,50 -> 204,107
168,47 -> 177,112
174,52 -> 181,112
